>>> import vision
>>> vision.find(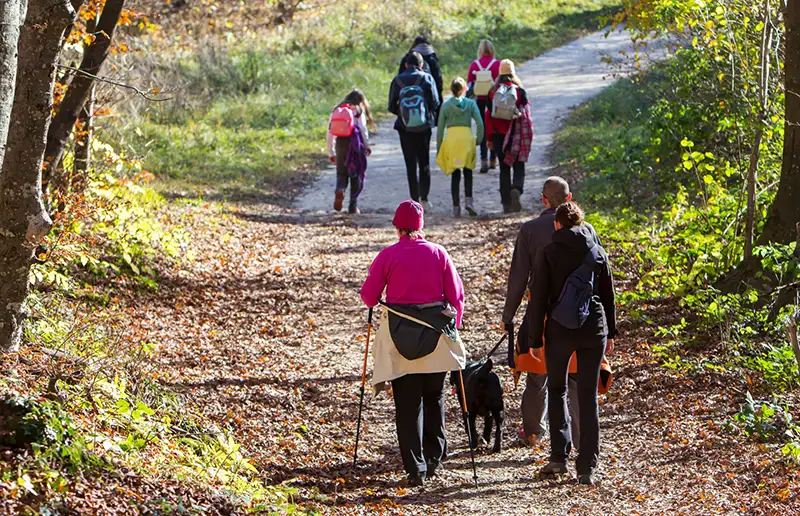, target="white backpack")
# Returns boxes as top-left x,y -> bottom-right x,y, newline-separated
492,83 -> 520,120
473,58 -> 497,97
